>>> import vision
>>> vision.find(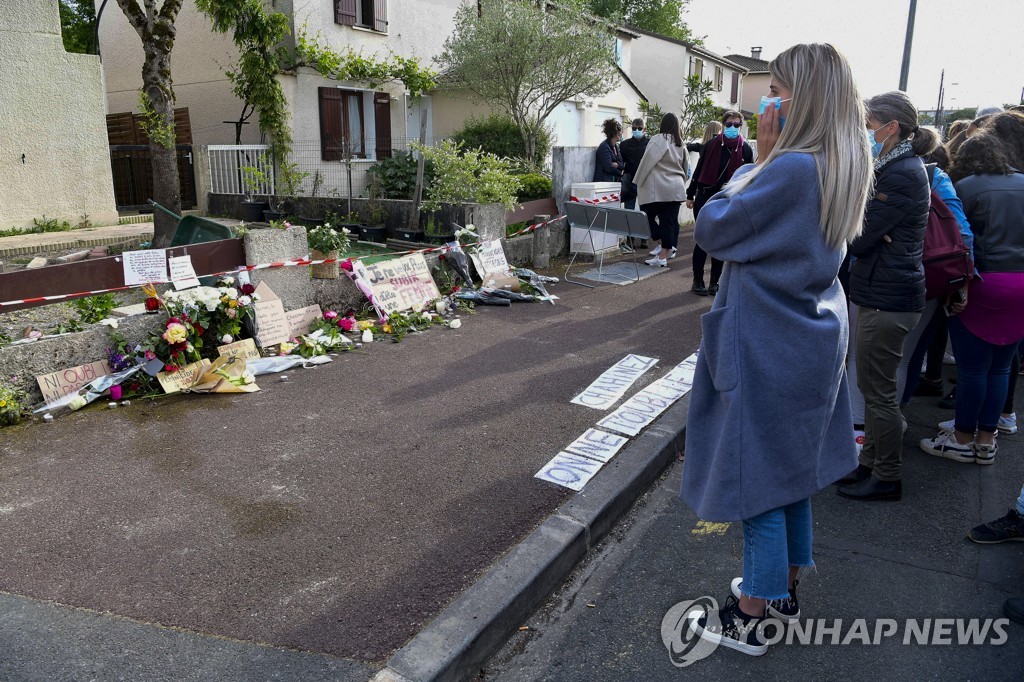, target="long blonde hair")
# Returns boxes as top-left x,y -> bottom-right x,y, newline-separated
725,43 -> 872,249
701,121 -> 723,145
